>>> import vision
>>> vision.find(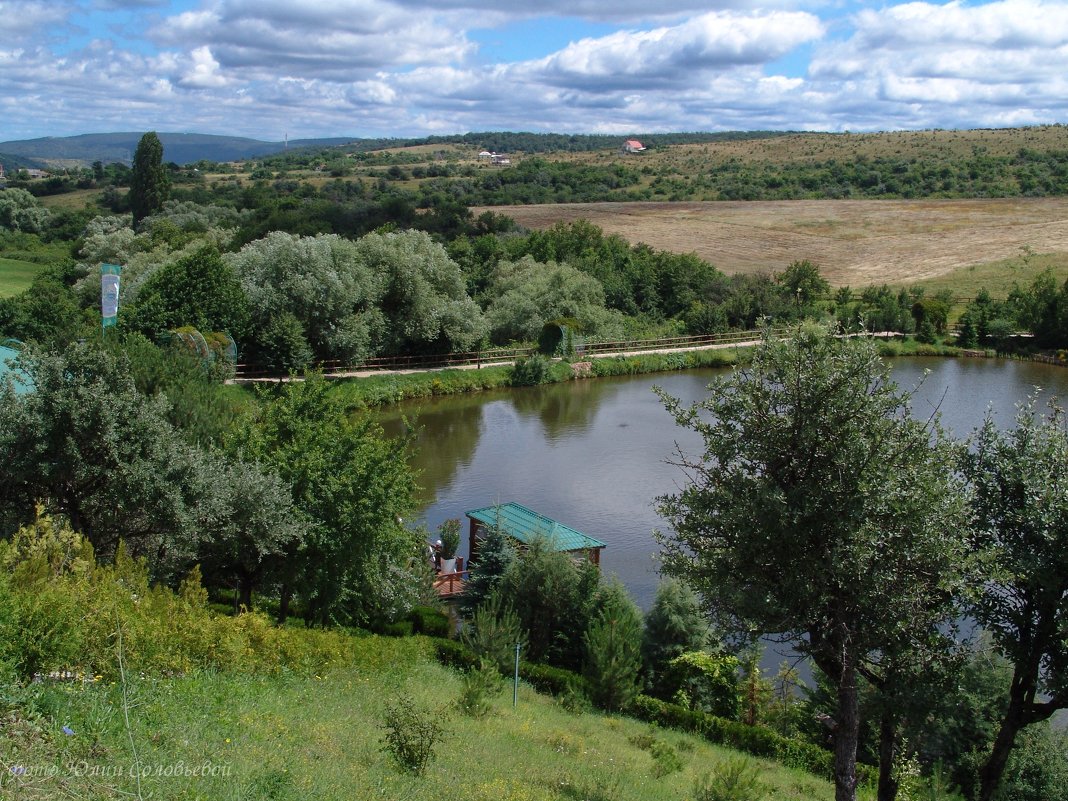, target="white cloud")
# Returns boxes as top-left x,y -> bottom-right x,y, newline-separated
524,10 -> 823,89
